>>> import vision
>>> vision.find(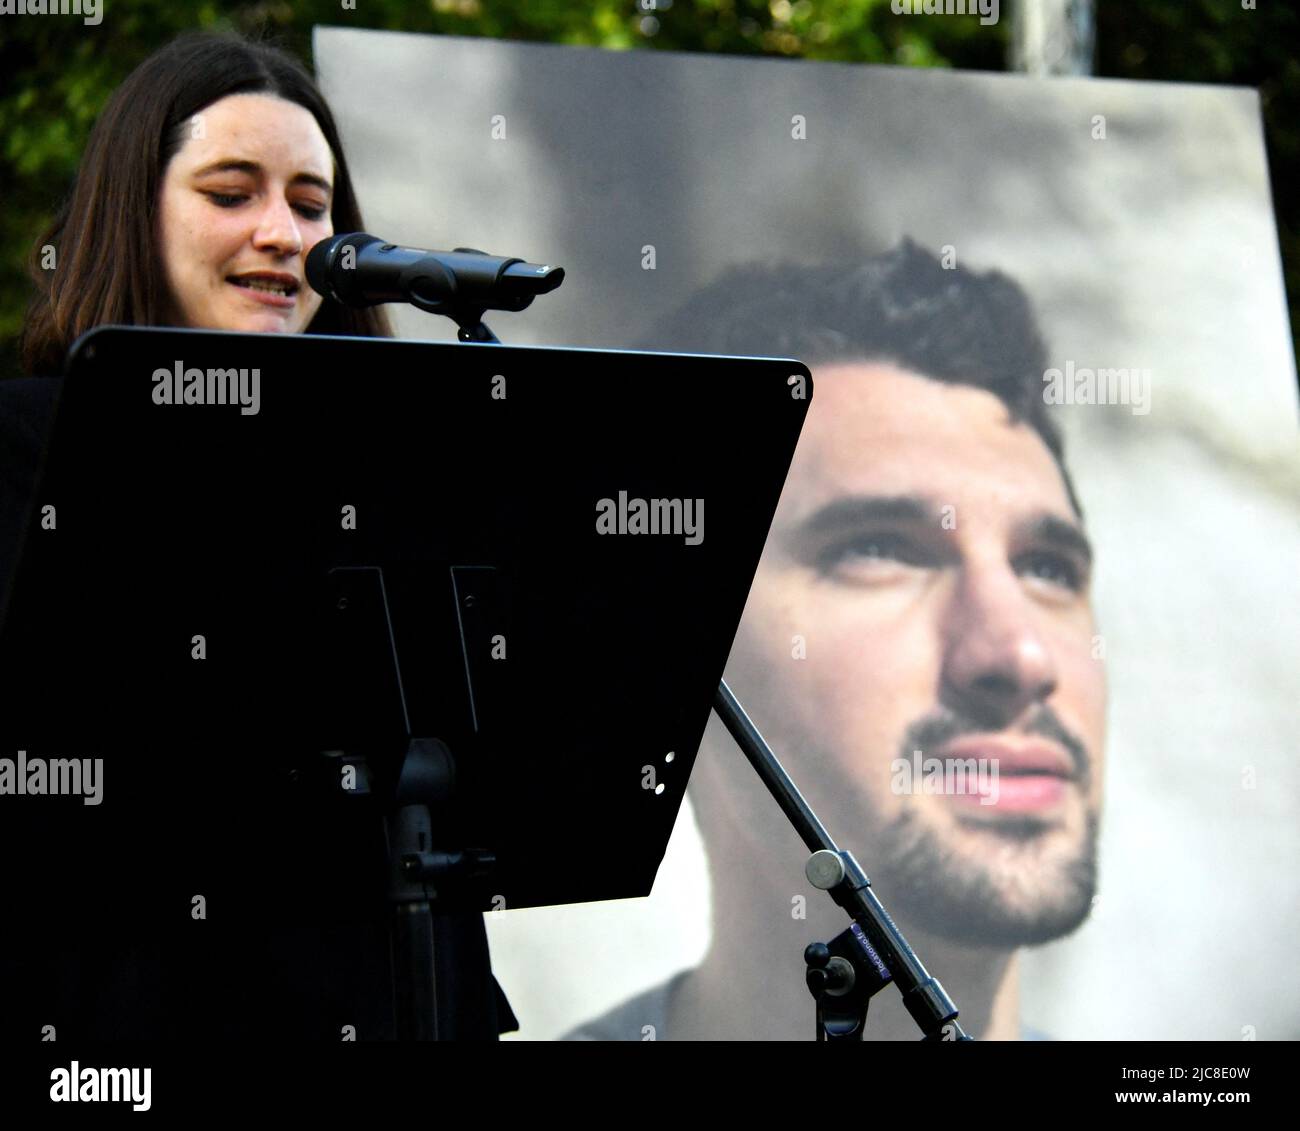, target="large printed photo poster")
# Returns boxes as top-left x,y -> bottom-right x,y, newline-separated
314,26 -> 1299,1041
